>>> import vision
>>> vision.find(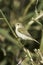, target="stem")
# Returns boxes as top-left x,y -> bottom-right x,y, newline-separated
23,0 -> 35,16
0,18 -> 4,20
40,30 -> 43,53
38,49 -> 43,60
23,48 -> 34,65
29,13 -> 43,25
26,12 -> 43,30
0,9 -> 17,38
